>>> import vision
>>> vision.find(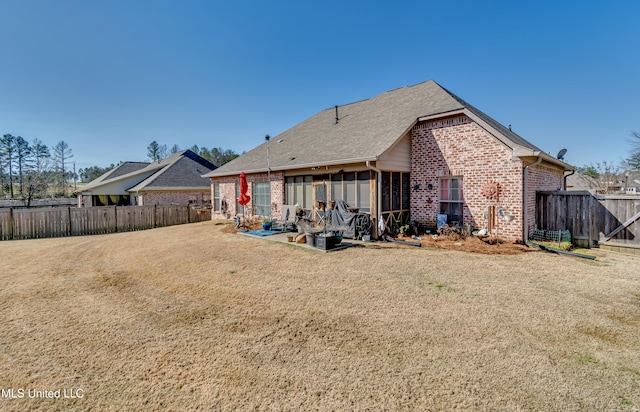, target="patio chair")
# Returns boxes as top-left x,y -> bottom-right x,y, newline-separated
271,205 -> 298,232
